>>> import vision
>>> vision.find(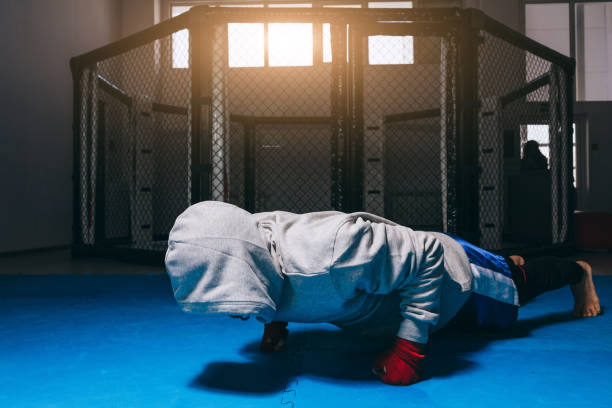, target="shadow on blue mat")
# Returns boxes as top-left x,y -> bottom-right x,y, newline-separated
191,309 -> 583,394
426,310 -> 582,376
191,329 -> 384,394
